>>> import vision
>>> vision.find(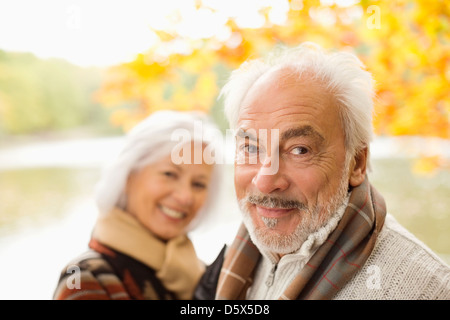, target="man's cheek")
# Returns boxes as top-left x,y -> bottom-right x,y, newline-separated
234,166 -> 254,194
